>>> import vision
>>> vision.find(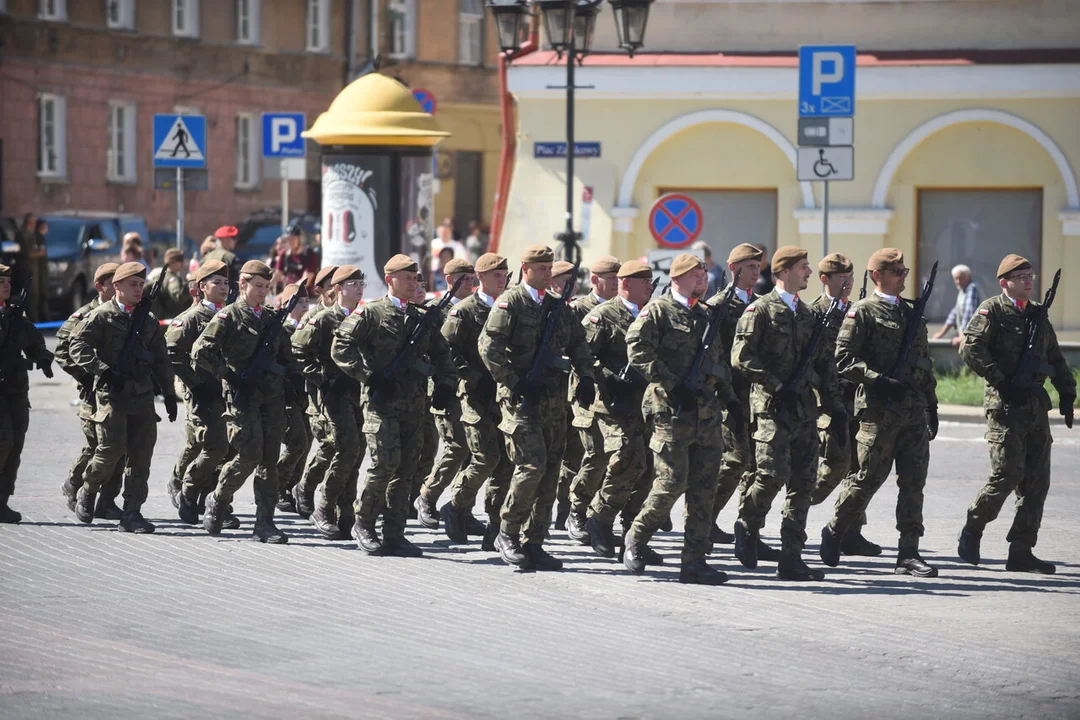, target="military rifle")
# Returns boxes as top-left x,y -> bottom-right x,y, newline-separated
109,265 -> 167,394
519,264 -> 579,409
600,276 -> 661,410
1005,268 -> 1063,422
230,289 -> 306,407
859,270 -> 868,301
778,278 -> 849,422
675,269 -> 742,414
883,261 -> 939,416
0,278 -> 33,383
